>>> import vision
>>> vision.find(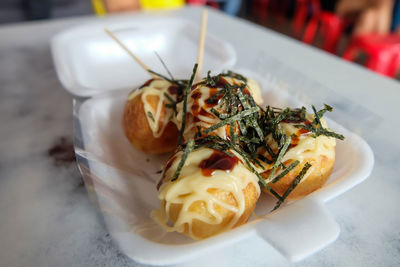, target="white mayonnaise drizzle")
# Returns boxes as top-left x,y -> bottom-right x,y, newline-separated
264,116 -> 336,183
128,79 -> 176,138
152,148 -> 260,239
150,76 -> 263,239
173,77 -> 263,141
